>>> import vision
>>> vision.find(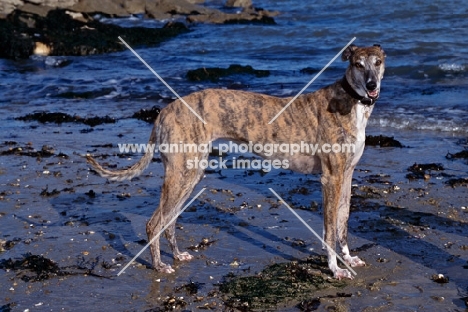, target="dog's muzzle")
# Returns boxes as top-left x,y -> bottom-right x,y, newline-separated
366,81 -> 379,99
341,77 -> 378,105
